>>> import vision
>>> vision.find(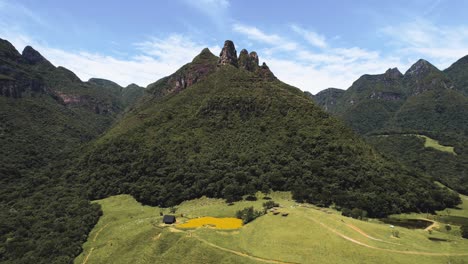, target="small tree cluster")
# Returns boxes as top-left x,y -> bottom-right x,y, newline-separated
461,225 -> 468,239
341,208 -> 368,220
236,207 -> 263,224
262,200 -> 279,211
